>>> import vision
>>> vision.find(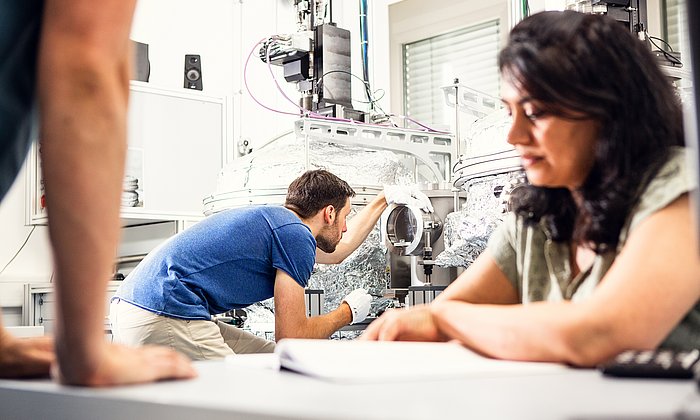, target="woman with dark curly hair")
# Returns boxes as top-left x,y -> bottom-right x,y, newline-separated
363,10 -> 700,367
